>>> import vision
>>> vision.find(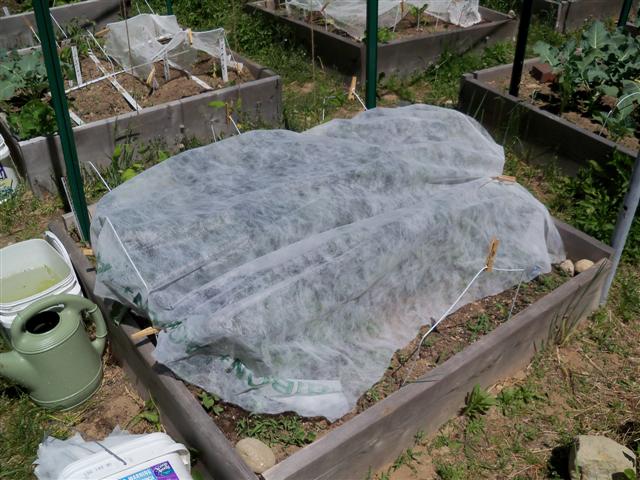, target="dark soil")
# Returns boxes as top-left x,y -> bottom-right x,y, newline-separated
489,71 -> 640,153
190,267 -> 570,462
65,53 -> 254,123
